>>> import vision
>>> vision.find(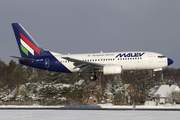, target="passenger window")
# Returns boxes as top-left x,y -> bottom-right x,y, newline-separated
158,56 -> 166,58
